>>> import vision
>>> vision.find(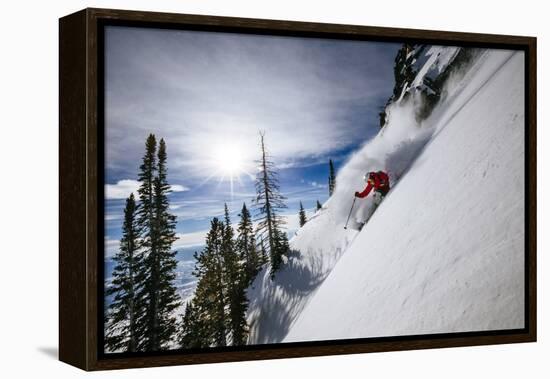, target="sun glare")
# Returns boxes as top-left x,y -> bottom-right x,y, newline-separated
199,140 -> 255,198
215,144 -> 244,177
